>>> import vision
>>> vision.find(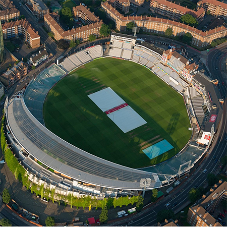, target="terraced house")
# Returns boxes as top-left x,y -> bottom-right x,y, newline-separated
101,1 -> 227,47
0,0 -> 20,23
